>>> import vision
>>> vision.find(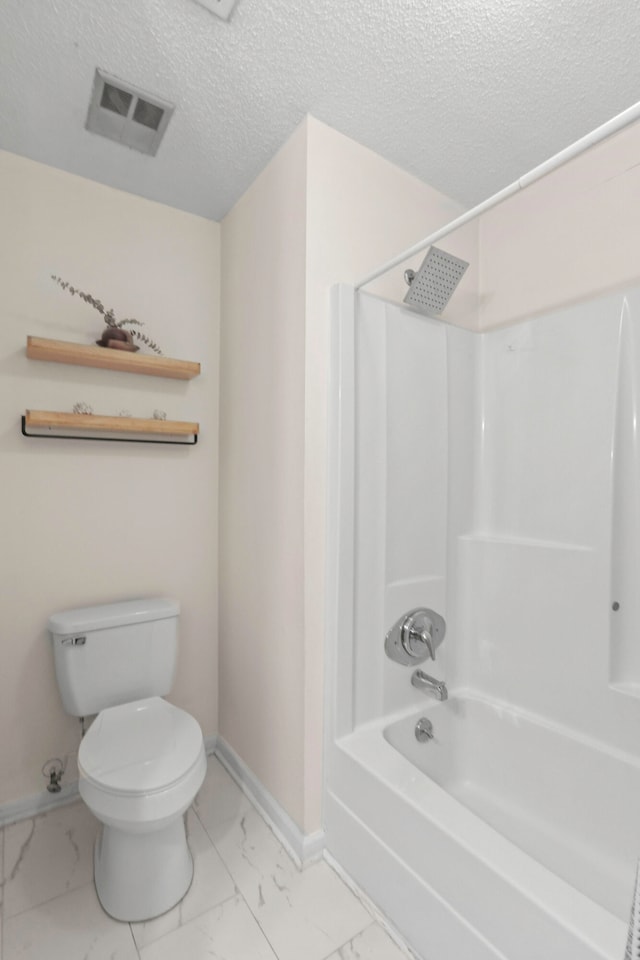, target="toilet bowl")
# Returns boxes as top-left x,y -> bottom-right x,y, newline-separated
78,696 -> 206,921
